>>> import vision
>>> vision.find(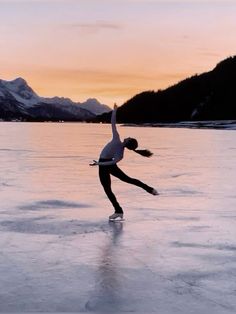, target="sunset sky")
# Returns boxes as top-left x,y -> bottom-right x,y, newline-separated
1,0 -> 236,107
